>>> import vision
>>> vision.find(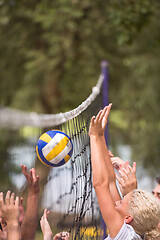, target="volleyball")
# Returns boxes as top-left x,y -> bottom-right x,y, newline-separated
36,130 -> 73,167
